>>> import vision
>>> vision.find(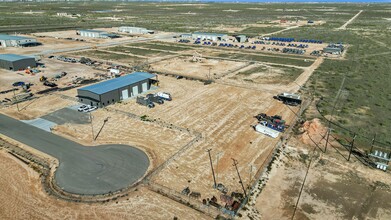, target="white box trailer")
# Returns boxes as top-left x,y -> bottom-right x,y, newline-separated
255,124 -> 279,138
